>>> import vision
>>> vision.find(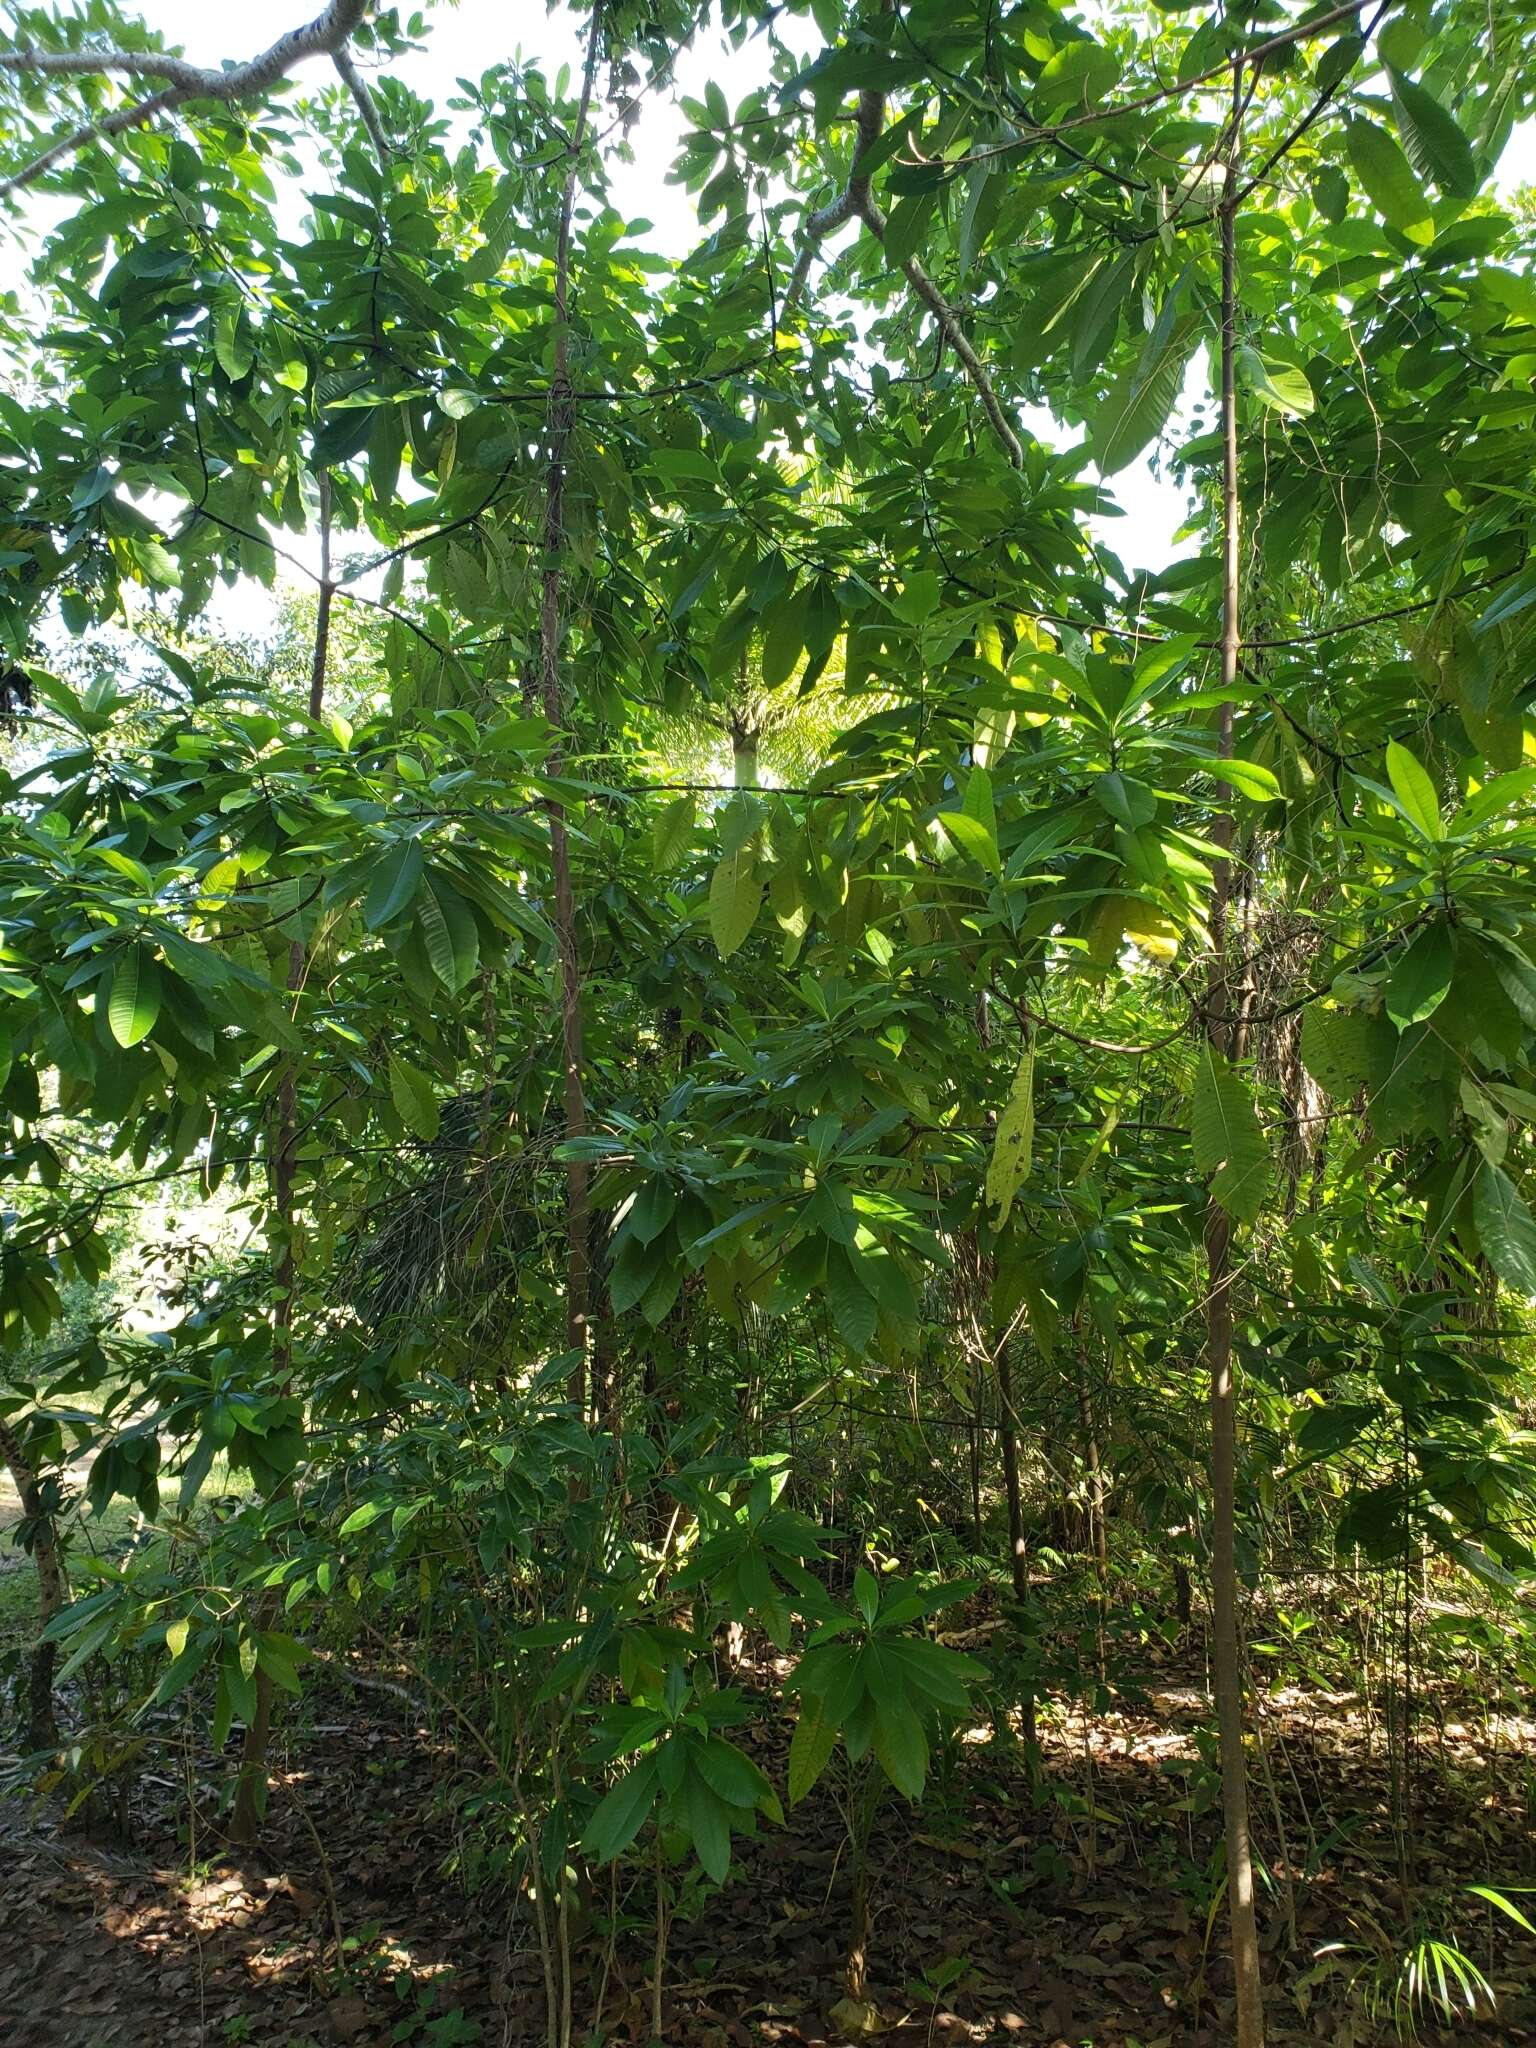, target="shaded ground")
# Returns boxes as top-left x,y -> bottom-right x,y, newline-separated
3,1635 -> 1534,2048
